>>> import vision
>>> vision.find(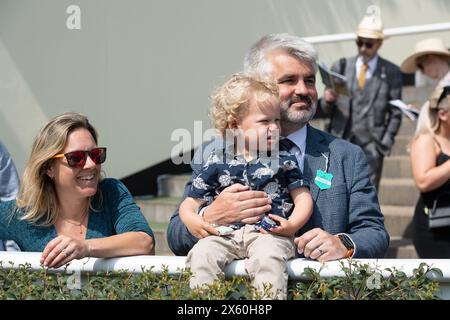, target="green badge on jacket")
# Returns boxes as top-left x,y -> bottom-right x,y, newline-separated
314,169 -> 333,190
